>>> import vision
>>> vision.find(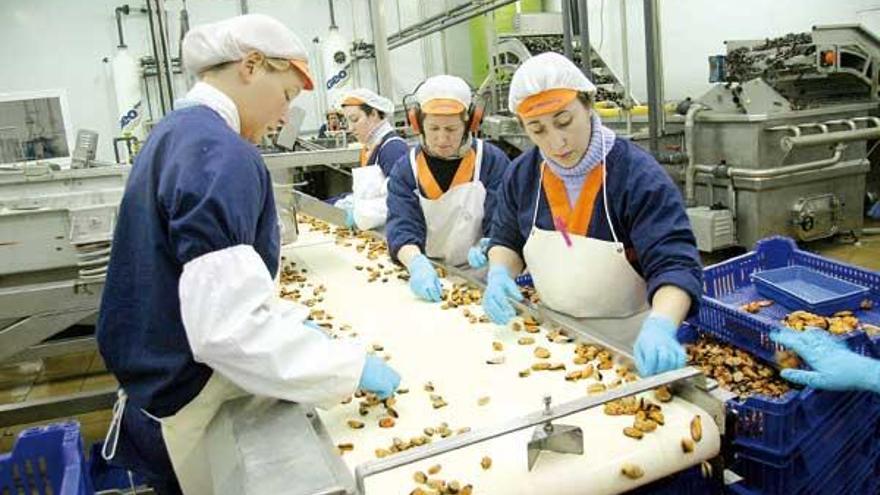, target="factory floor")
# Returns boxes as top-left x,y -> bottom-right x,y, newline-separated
0,223 -> 878,457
